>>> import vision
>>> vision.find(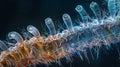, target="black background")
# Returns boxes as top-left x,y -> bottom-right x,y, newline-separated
0,0 -> 120,67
